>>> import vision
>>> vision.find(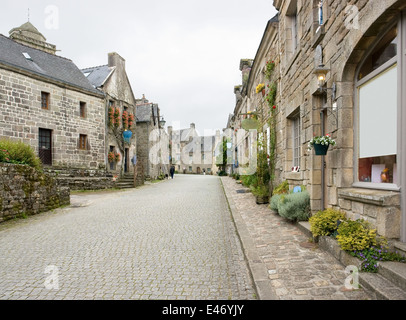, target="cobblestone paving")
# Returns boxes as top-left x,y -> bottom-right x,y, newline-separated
0,176 -> 256,300
221,177 -> 372,300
